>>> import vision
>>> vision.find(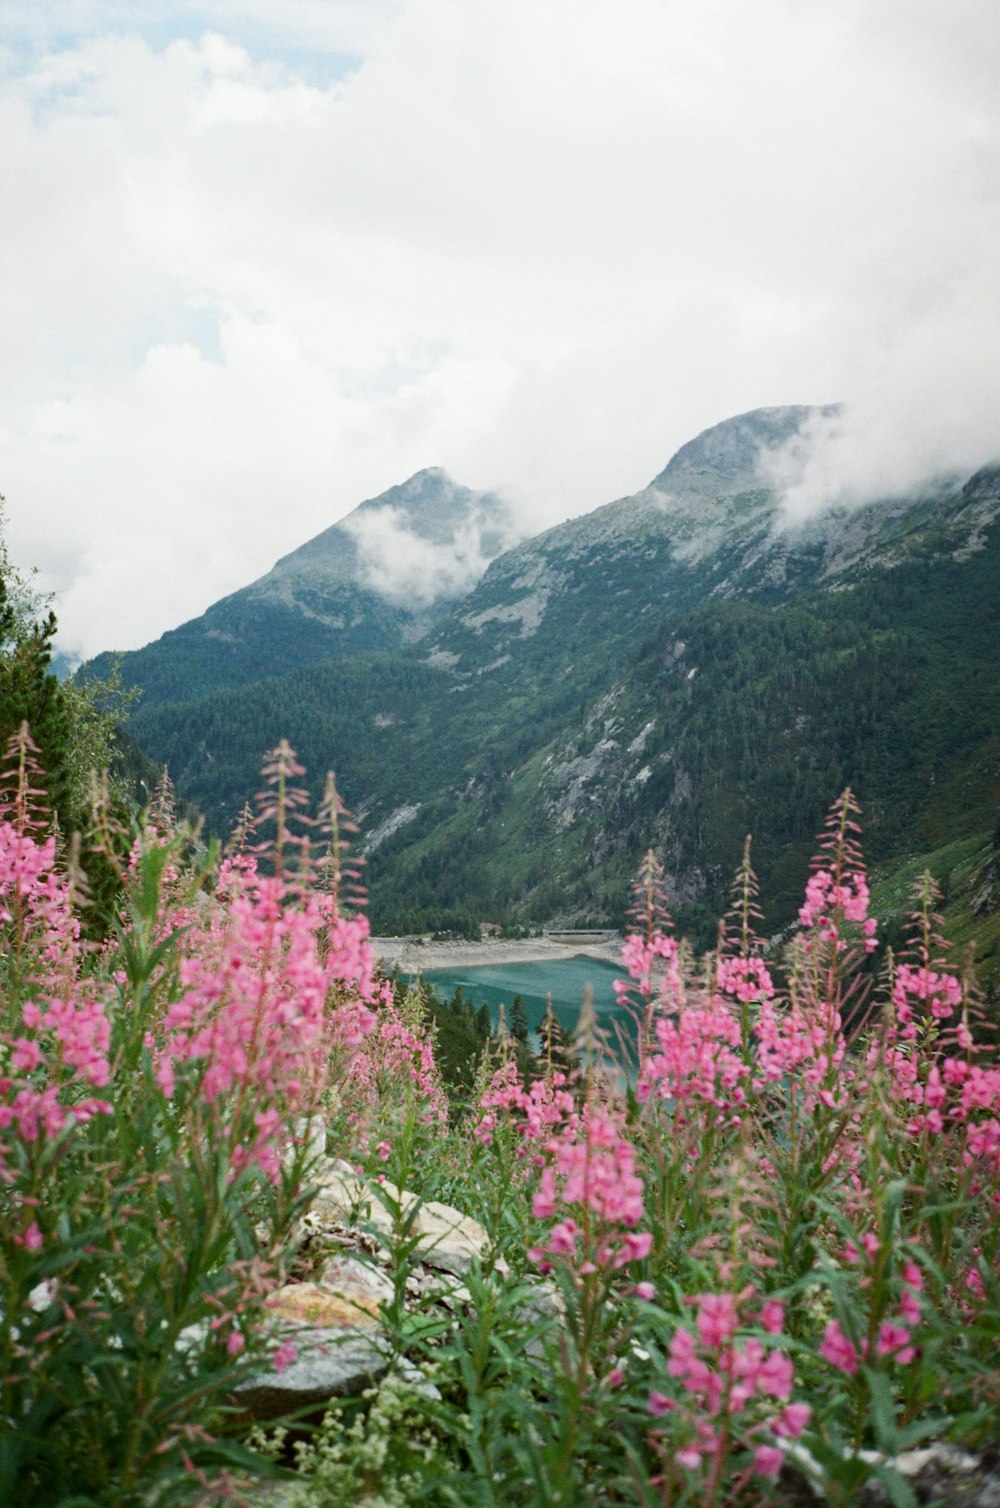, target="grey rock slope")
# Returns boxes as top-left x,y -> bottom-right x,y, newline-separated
422,404 -> 977,676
